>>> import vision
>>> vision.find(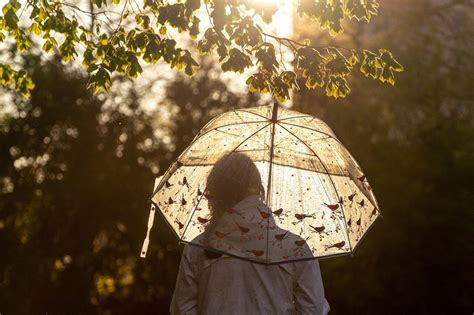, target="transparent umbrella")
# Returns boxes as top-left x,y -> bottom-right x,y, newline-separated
140,103 -> 380,264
